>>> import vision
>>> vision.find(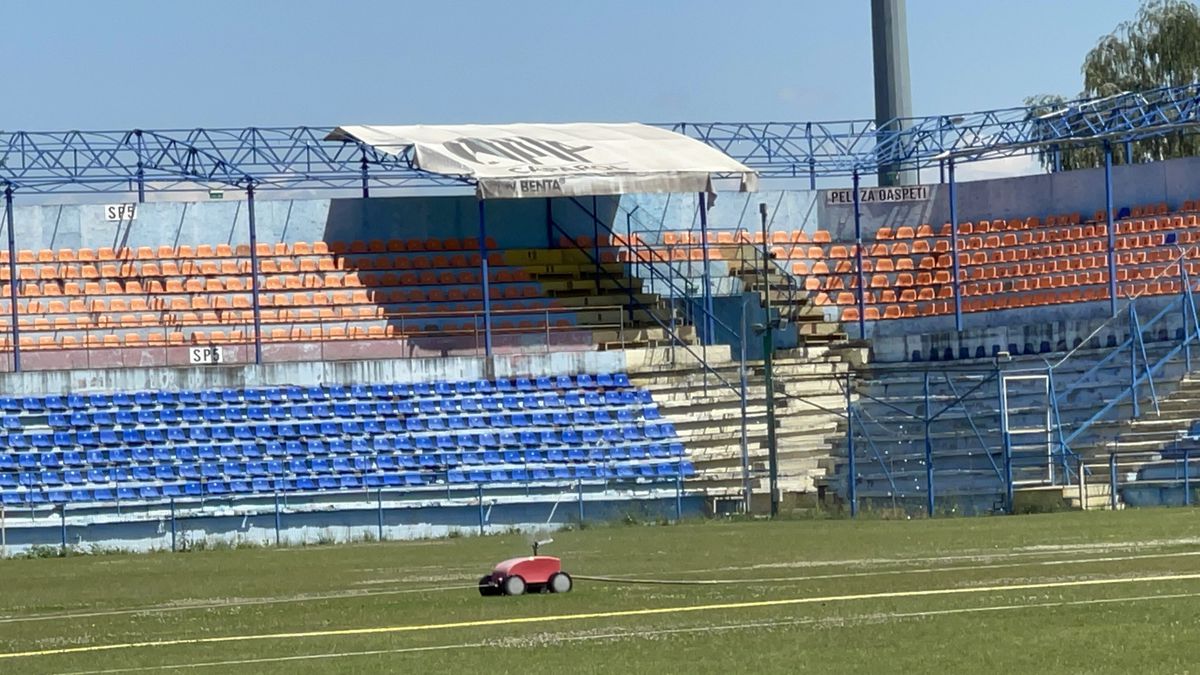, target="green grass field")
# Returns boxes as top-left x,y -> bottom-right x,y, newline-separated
2,509 -> 1200,673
